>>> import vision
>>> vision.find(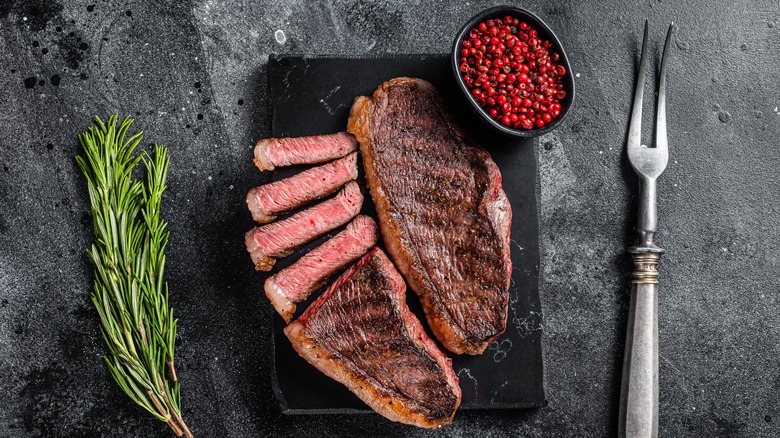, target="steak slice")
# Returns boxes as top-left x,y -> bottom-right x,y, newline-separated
264,215 -> 378,322
347,78 -> 512,355
247,152 -> 359,224
245,181 -> 363,271
285,247 -> 461,428
254,132 -> 357,172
